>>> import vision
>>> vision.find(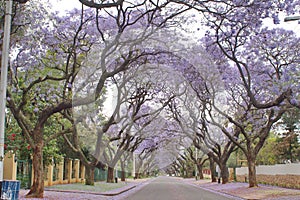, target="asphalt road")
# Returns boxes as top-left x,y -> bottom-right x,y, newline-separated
122,176 -> 235,200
